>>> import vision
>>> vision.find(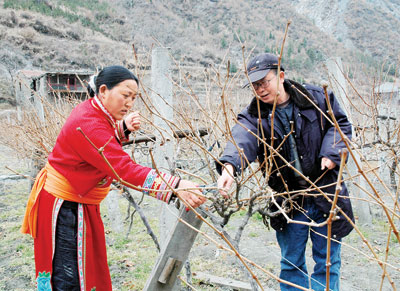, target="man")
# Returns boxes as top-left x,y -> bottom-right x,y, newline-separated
216,53 -> 354,291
